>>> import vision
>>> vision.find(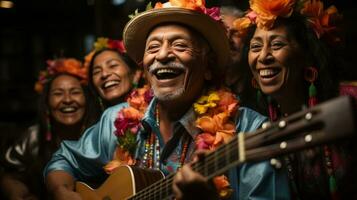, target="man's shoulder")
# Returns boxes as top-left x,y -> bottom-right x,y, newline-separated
236,107 -> 268,133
